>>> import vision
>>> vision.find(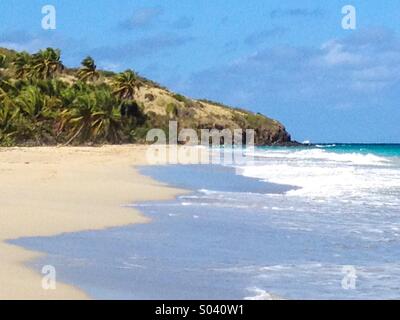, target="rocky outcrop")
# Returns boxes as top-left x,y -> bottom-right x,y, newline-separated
134,89 -> 294,146
254,125 -> 292,145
